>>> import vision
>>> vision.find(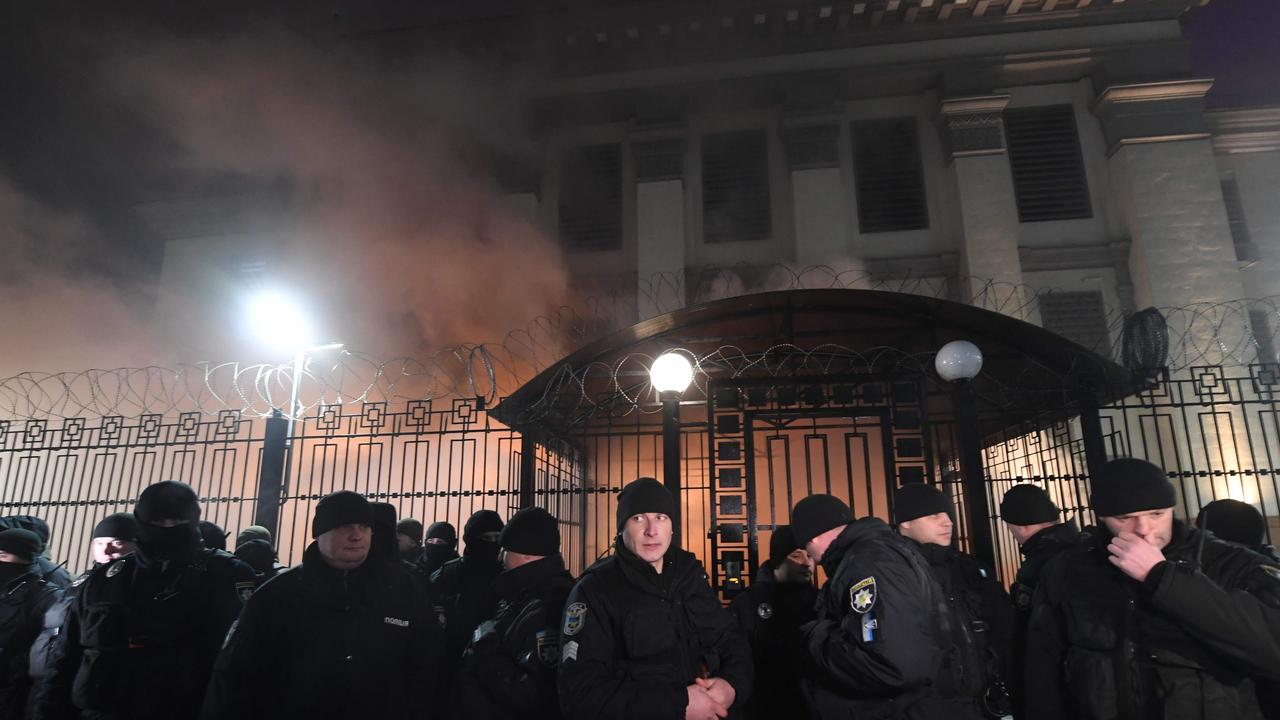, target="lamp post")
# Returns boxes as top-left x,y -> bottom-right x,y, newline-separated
246,290 -> 341,537
650,352 -> 694,542
935,340 -> 997,569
